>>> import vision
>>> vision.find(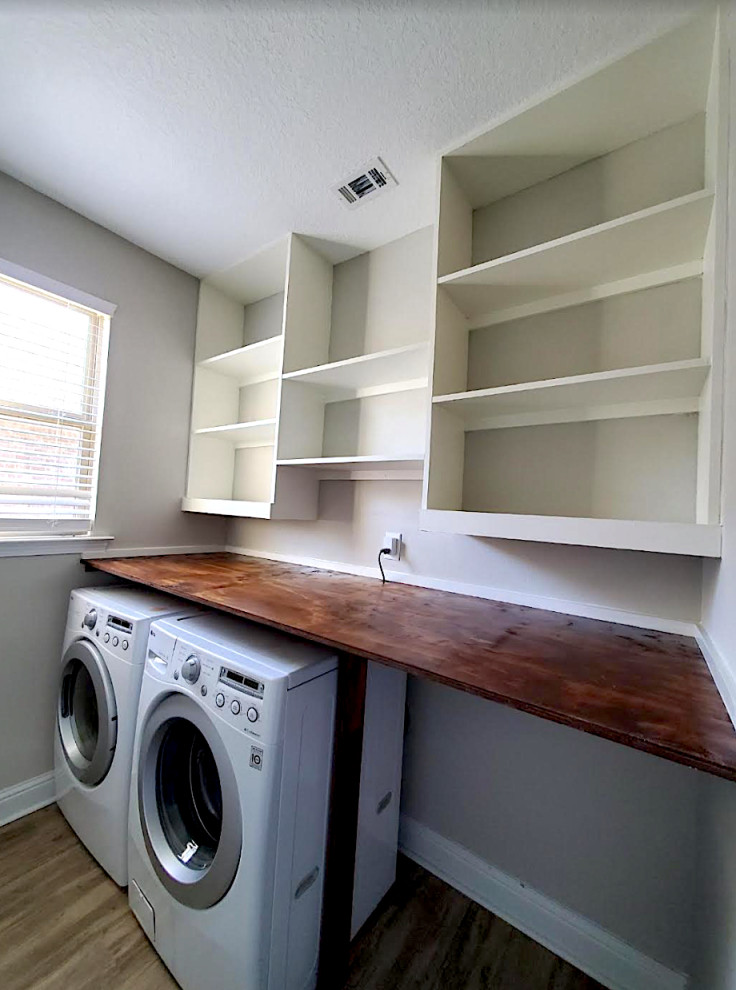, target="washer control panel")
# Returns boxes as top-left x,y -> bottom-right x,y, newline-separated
147,629 -> 270,741
218,666 -> 263,696
72,602 -> 134,658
